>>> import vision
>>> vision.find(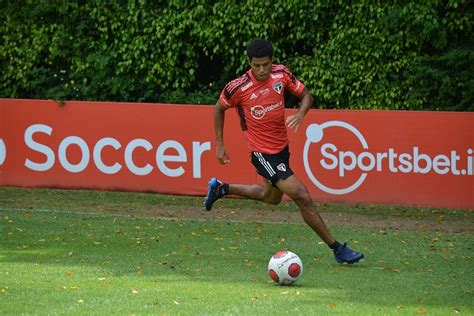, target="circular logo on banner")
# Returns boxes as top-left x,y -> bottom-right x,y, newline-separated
0,138 -> 6,166
303,122 -> 368,195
